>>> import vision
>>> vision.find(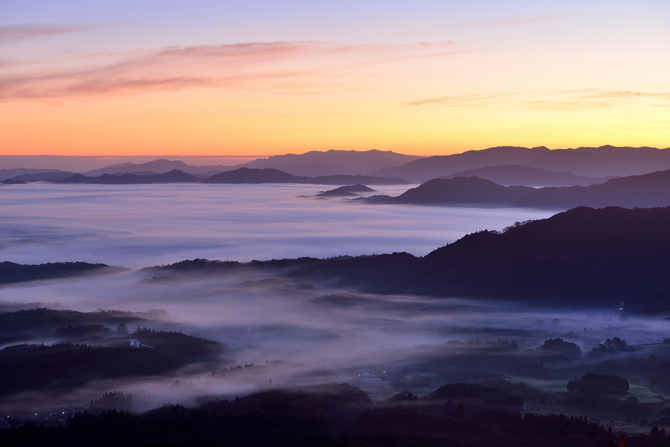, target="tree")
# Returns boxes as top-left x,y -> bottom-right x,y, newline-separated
566,373 -> 629,394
